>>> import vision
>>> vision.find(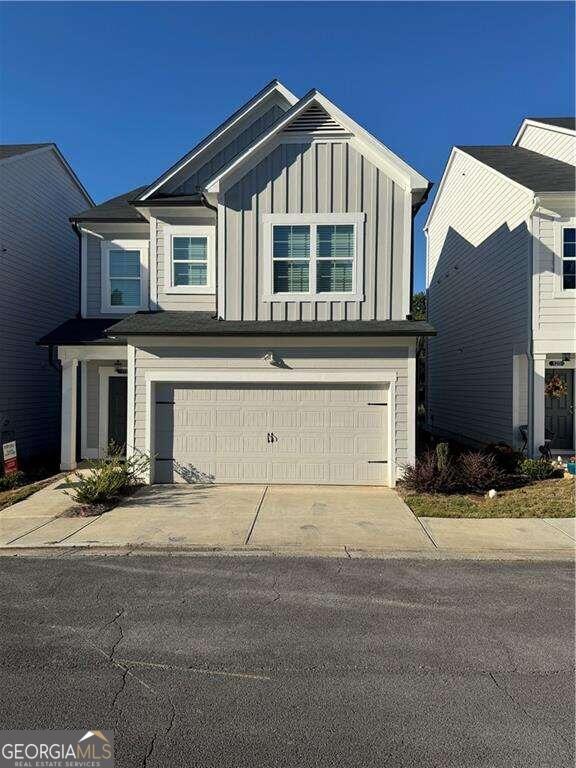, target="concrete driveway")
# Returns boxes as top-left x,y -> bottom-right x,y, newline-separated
60,484 -> 434,551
